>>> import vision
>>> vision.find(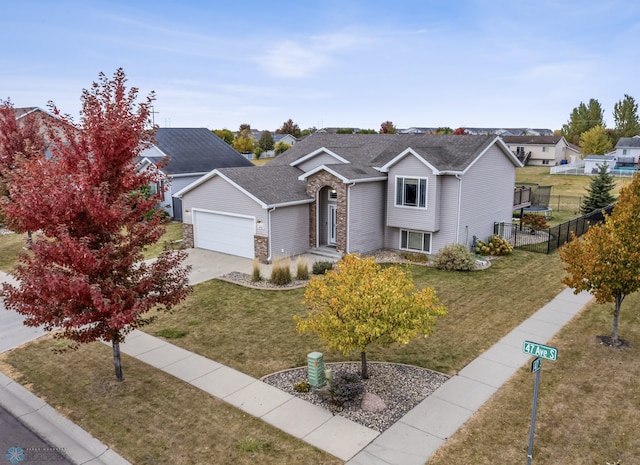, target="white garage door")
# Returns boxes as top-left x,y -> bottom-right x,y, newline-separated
193,210 -> 255,258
